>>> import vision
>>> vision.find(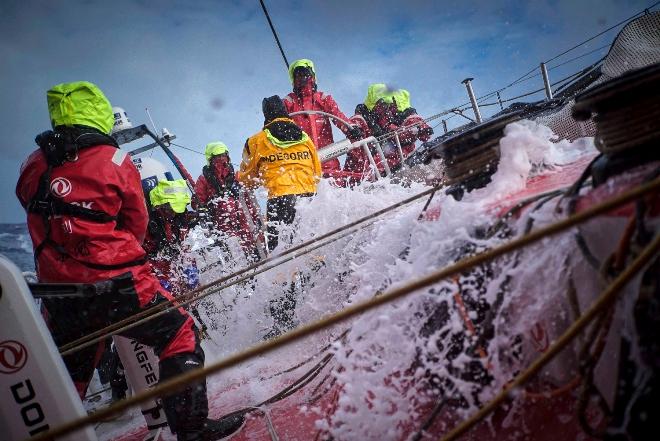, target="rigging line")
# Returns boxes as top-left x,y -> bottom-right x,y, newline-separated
439,233 -> 660,441
548,43 -> 611,71
472,2 -> 657,100
496,87 -> 545,105
467,61 -> 592,116
259,0 -> 289,69
33,177 -> 660,441
450,3 -> 657,115
507,54 -> 598,89
490,63 -> 597,108
544,2 -> 659,64
170,142 -> 205,156
507,66 -> 541,89
550,70 -> 590,91
553,57 -> 606,95
59,184 -> 443,355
